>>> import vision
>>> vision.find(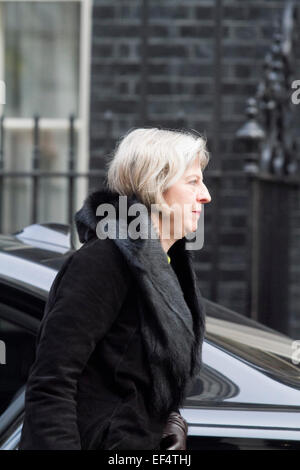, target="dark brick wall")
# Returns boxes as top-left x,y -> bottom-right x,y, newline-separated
90,0 -> 300,332
90,0 -> 141,165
